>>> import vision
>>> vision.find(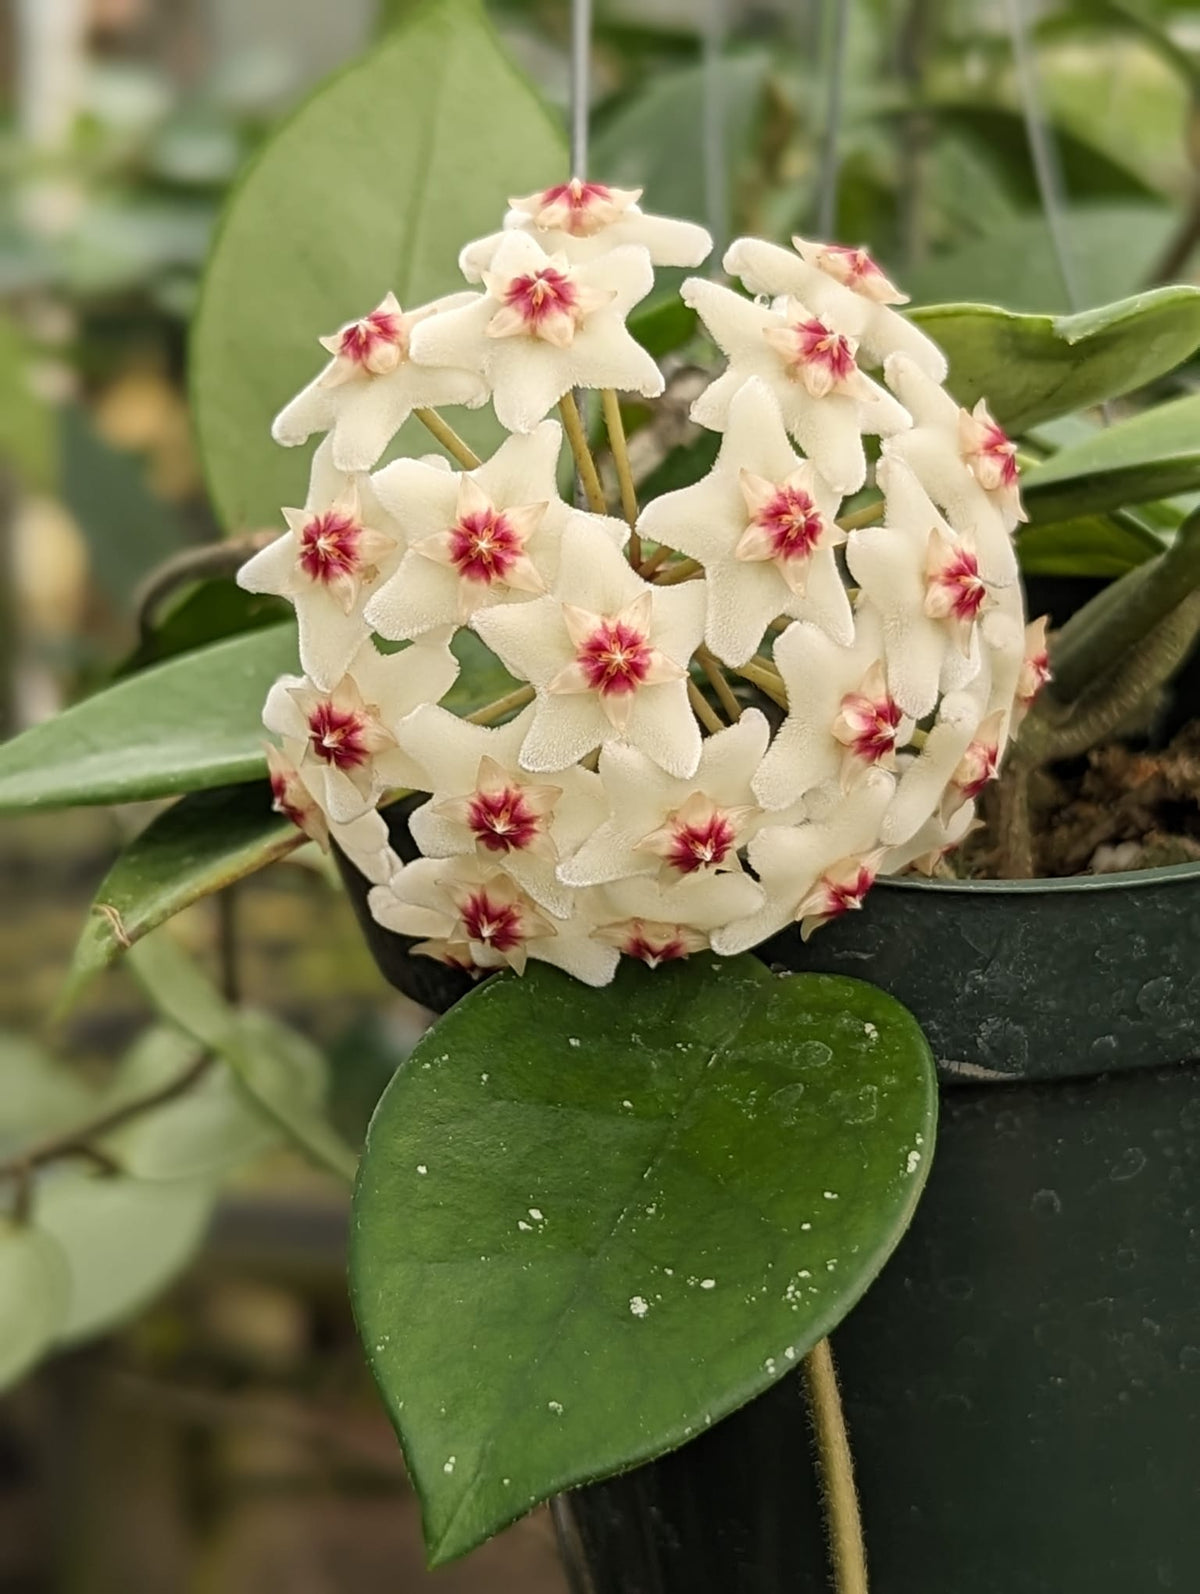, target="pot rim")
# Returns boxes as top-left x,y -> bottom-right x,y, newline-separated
878,857 -> 1200,898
